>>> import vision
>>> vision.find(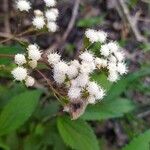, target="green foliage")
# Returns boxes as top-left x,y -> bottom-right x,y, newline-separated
57,116 -> 100,150
122,130 -> 150,150
77,16 -> 105,28
82,98 -> 136,120
0,90 -> 42,136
